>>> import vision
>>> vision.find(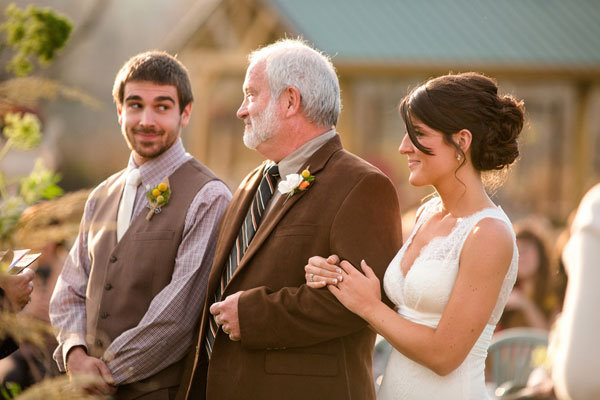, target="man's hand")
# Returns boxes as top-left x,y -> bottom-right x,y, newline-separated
0,267 -> 34,311
210,291 -> 243,341
66,346 -> 116,395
